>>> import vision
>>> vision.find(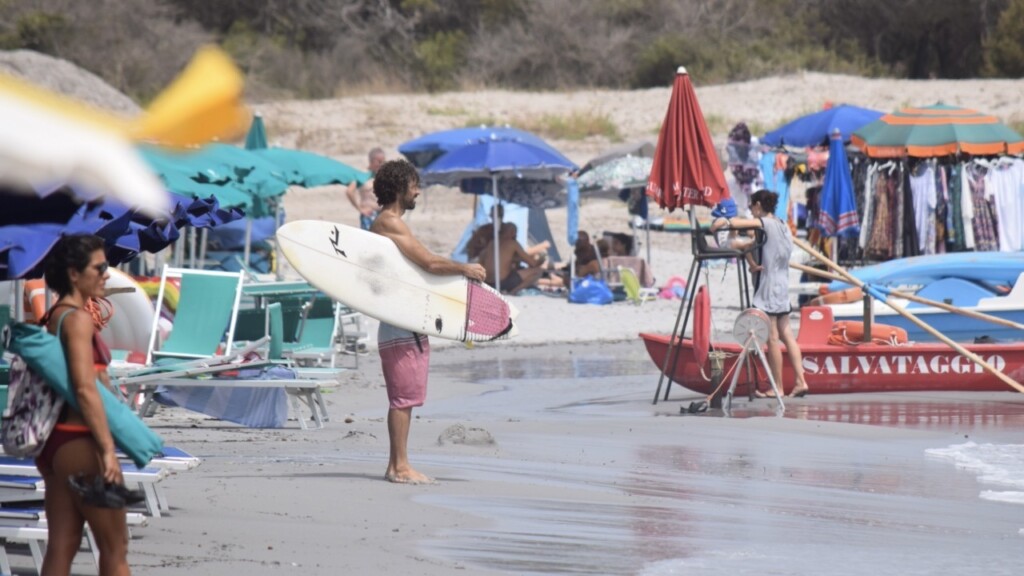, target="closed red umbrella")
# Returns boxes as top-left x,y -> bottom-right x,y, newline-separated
646,67 -> 728,210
